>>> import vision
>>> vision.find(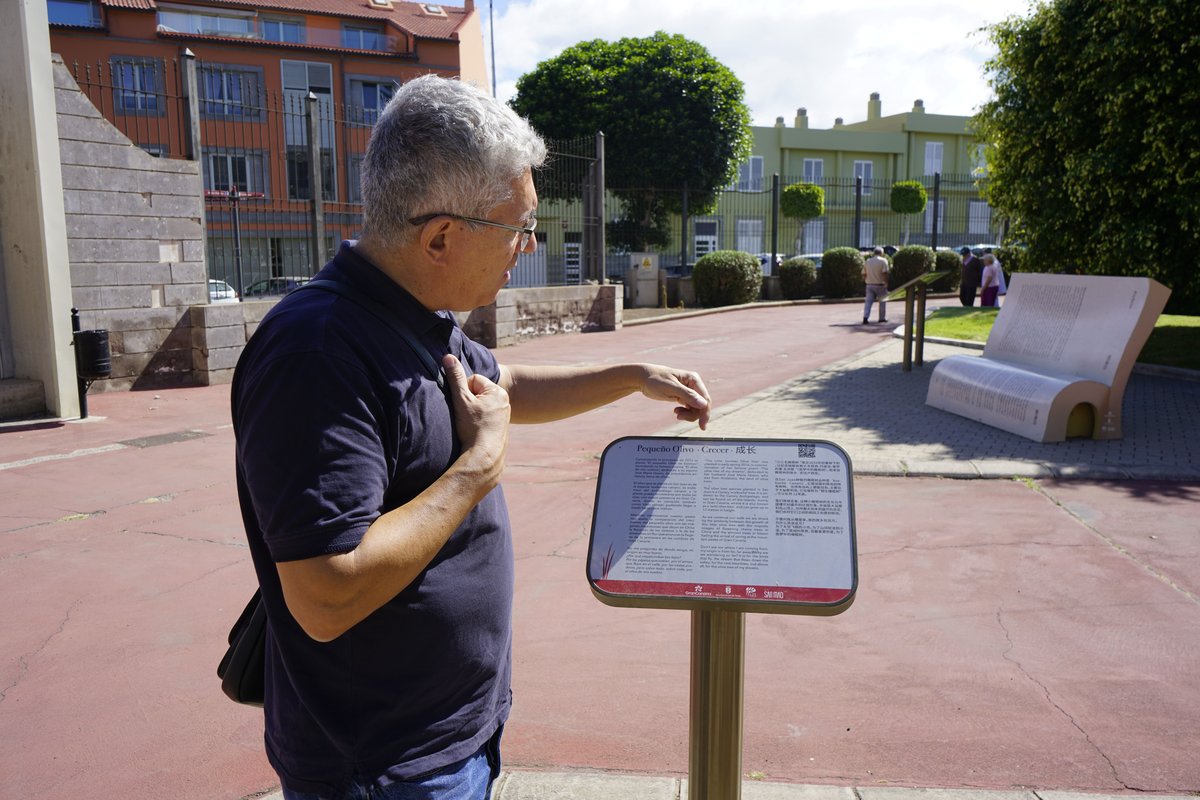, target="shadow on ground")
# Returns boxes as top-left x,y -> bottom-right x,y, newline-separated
768,352 -> 1200,498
